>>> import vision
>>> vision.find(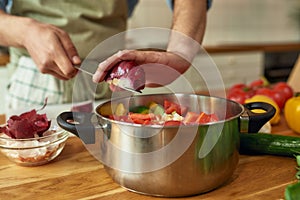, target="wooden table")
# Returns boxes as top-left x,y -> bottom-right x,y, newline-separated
0,116 -> 299,200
